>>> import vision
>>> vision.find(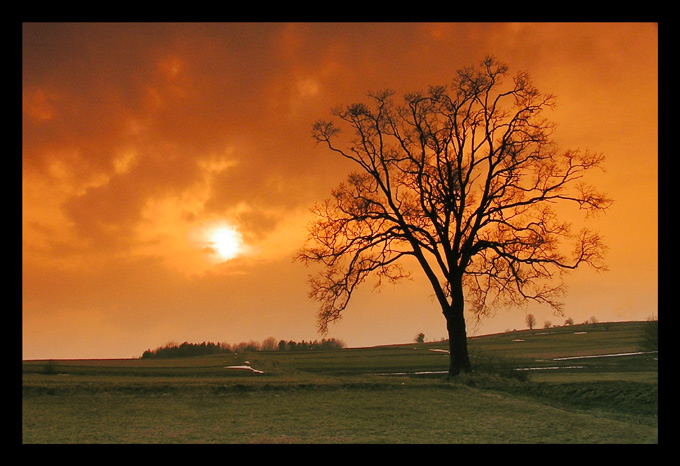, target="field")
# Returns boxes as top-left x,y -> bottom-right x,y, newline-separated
22,321 -> 658,444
